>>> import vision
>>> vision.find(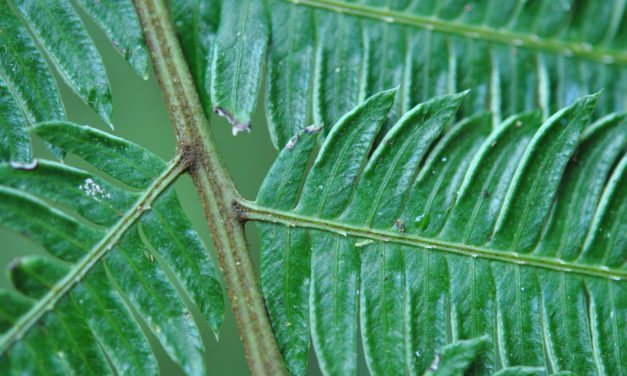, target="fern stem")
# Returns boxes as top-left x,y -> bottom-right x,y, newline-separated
237,200 -> 626,281
132,1 -> 288,374
0,155 -> 187,355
